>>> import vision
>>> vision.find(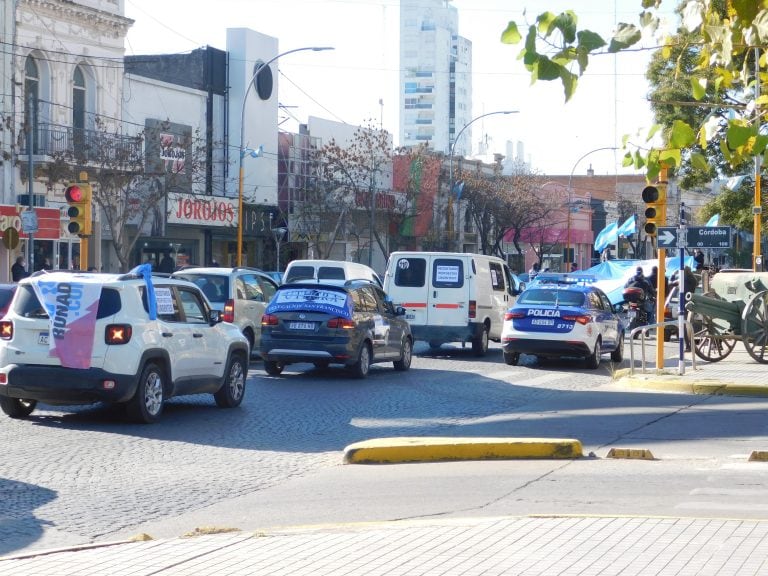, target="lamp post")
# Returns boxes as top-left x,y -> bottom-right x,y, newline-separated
448,110 -> 517,250
236,46 -> 334,266
566,147 -> 618,270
